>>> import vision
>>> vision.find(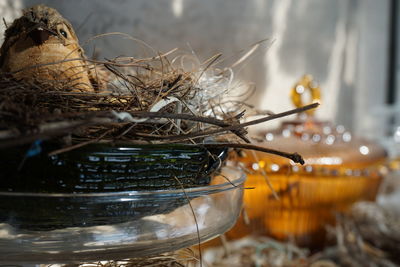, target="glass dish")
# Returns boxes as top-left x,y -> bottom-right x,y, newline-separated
0,143 -> 229,231
0,166 -> 244,264
224,75 -> 387,247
